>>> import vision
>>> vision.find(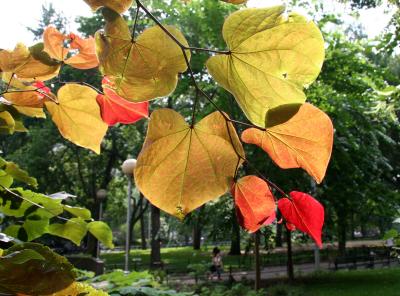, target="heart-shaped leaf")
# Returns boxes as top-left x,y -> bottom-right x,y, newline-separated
278,191 -> 324,248
241,103 -> 333,184
232,175 -> 276,233
96,8 -> 190,101
135,109 -> 244,218
45,84 -> 108,154
206,6 -> 324,127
